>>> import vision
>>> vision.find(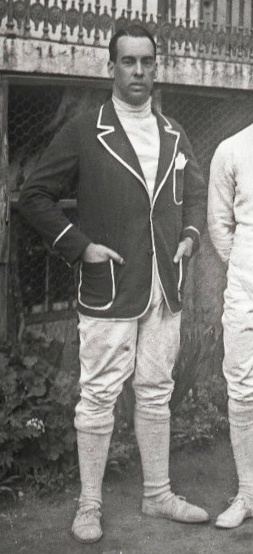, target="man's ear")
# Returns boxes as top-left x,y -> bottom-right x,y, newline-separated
108,60 -> 115,79
154,62 -> 158,80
